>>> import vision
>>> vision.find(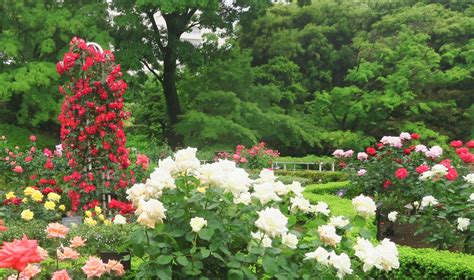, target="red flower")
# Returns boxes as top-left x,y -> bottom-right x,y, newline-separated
366,147 -> 376,155
450,140 -> 463,148
466,140 -> 474,148
13,165 -> 23,173
44,159 -> 54,170
25,156 -> 33,162
29,135 -> 36,142
415,165 -> 429,174
410,133 -> 420,140
395,168 -> 408,179
456,147 -> 469,155
459,152 -> 474,163
0,236 -> 42,271
403,148 -> 412,155
383,180 -> 392,188
41,187 -> 54,195
445,168 -> 458,181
